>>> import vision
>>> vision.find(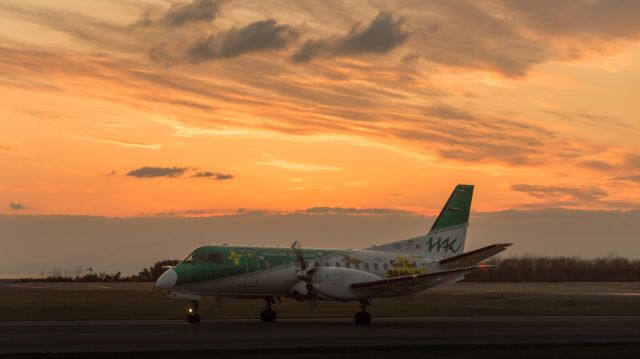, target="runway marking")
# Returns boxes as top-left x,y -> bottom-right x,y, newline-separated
9,284 -> 43,289
555,292 -> 640,297
87,284 -> 111,289
0,332 -> 174,337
